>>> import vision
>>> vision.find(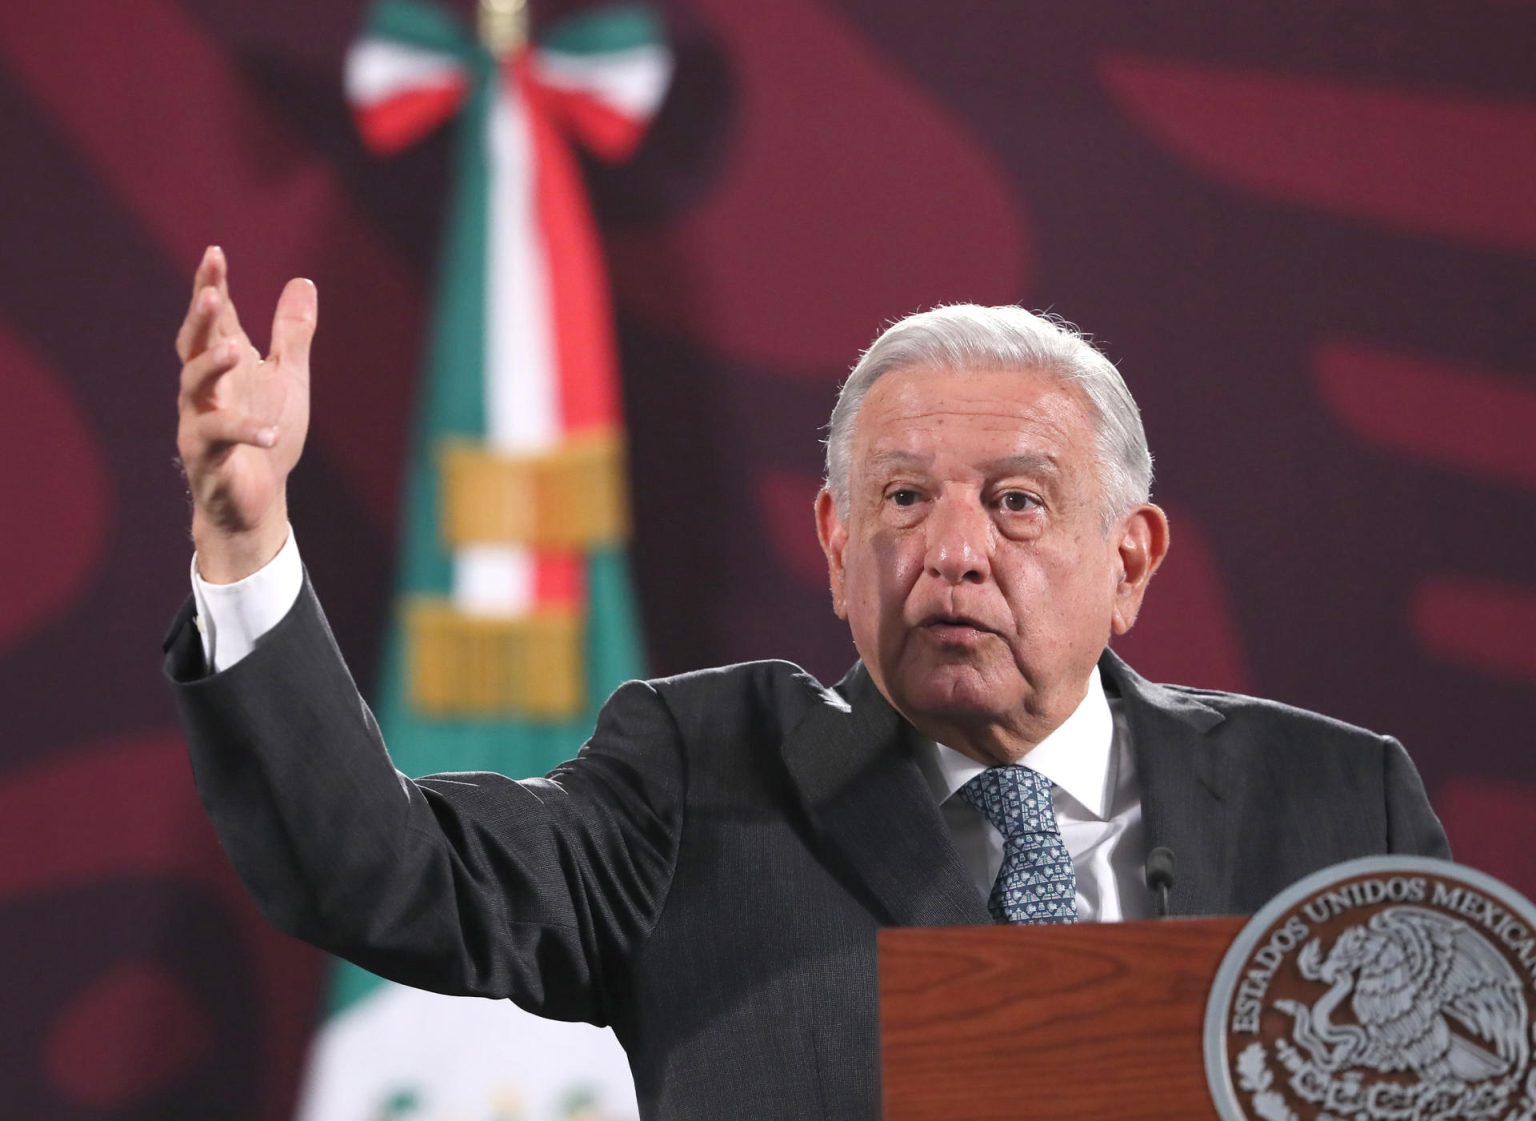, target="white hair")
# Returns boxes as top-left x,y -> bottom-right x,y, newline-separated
824,304 -> 1153,529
